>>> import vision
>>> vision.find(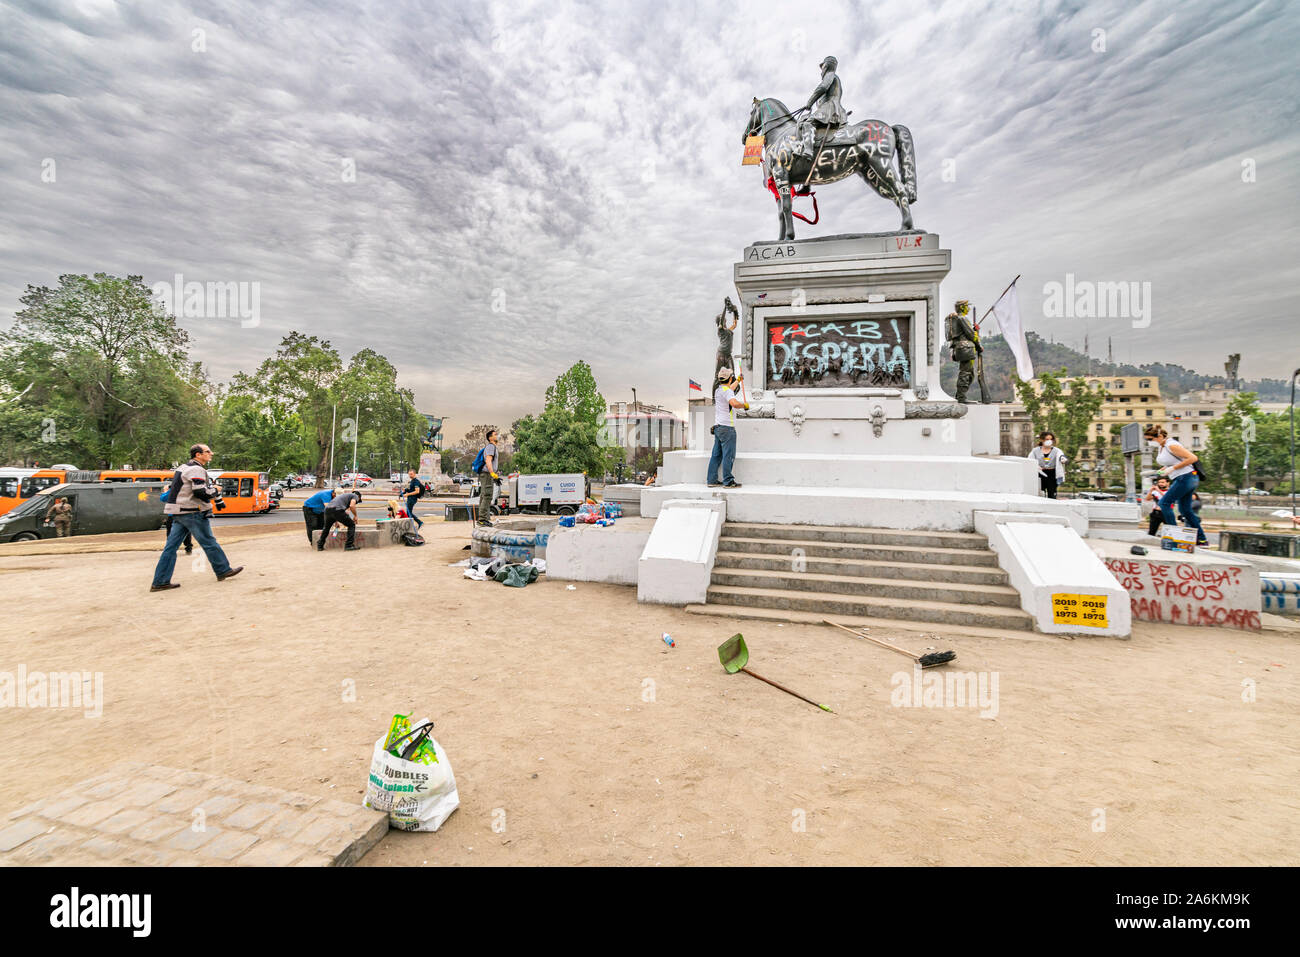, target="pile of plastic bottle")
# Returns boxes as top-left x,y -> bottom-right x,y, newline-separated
562,502 -> 618,527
